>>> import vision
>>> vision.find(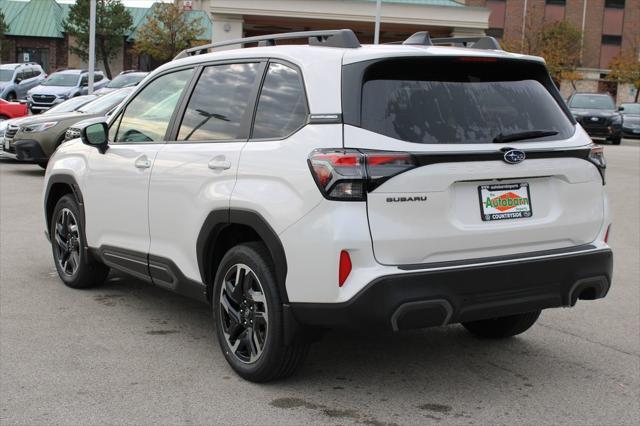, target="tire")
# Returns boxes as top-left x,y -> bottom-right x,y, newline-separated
462,311 -> 541,339
611,136 -> 621,145
6,92 -> 16,102
50,195 -> 109,289
213,242 -> 309,382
